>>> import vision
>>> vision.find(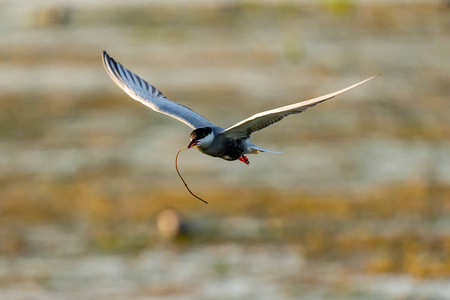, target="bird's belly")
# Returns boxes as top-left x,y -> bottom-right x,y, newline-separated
219,148 -> 244,161
198,139 -> 246,161
221,154 -> 238,161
